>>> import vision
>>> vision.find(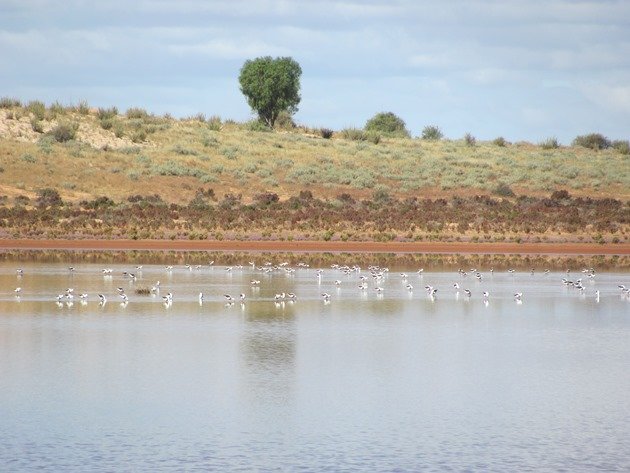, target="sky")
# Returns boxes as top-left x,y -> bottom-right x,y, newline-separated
1,0 -> 629,143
